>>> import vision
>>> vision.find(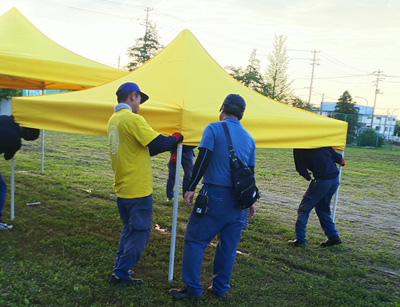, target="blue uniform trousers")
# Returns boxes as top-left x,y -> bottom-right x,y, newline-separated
0,172 -> 6,219
295,177 -> 340,242
113,195 -> 153,279
166,151 -> 194,199
182,185 -> 244,296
